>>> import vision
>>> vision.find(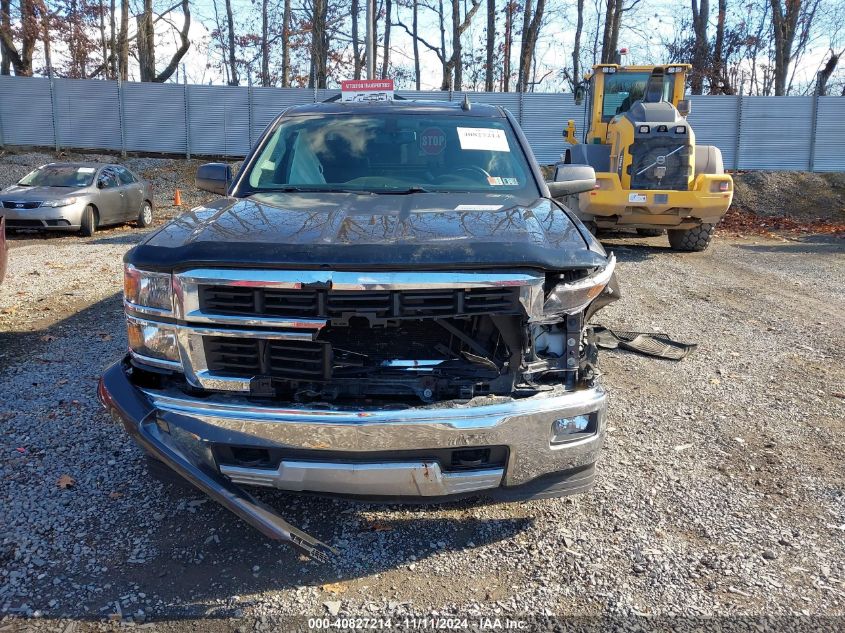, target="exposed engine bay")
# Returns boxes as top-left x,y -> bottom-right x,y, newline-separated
191,260 -> 619,406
